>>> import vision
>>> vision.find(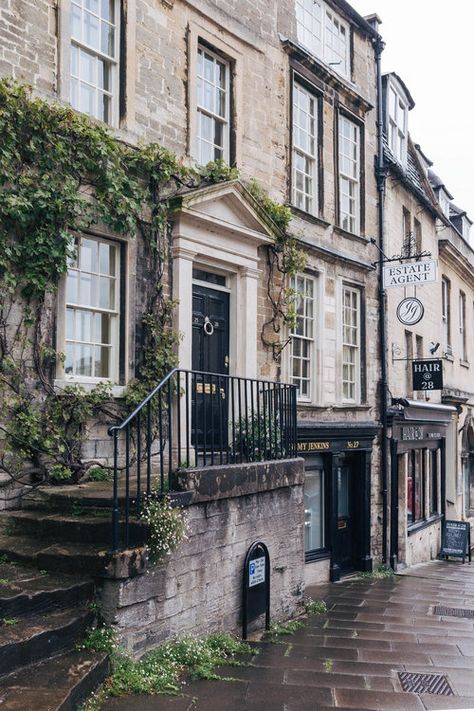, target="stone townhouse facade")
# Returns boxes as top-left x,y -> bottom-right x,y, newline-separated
0,0 -> 386,584
381,71 -> 474,569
